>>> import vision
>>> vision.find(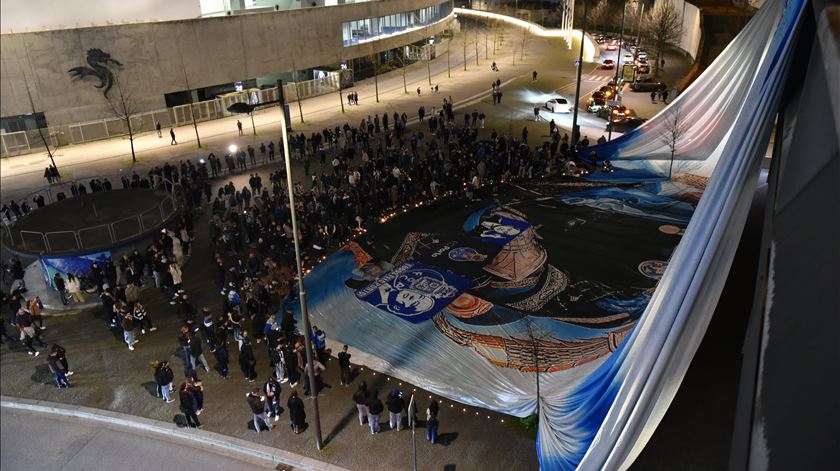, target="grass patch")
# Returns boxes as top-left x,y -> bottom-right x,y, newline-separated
503,414 -> 538,440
